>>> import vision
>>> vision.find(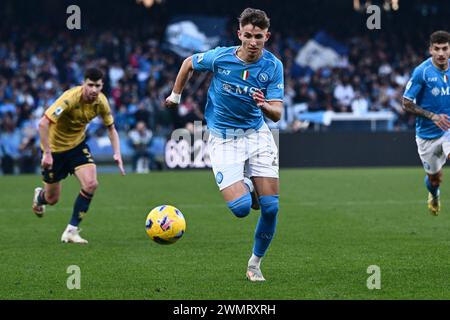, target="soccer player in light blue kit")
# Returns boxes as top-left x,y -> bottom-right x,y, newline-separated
403,30 -> 450,215
165,8 -> 283,281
